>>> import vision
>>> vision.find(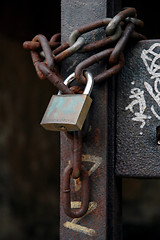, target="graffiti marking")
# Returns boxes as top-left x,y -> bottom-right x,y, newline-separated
64,154 -> 102,235
64,201 -> 97,236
